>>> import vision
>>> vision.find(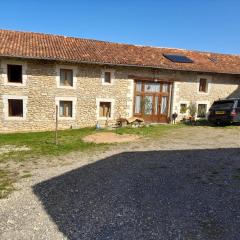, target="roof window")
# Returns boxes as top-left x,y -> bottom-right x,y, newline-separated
208,57 -> 218,63
163,54 -> 193,63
